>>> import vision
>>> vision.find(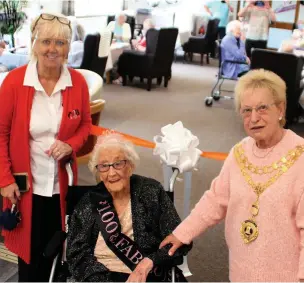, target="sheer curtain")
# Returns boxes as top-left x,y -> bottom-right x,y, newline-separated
62,0 -> 75,16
